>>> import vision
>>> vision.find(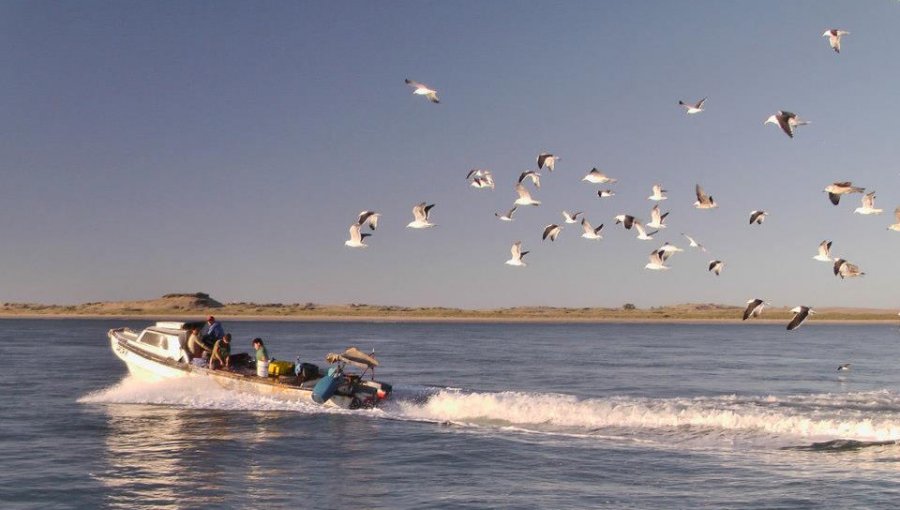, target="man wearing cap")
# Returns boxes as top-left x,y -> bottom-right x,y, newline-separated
202,315 -> 224,344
